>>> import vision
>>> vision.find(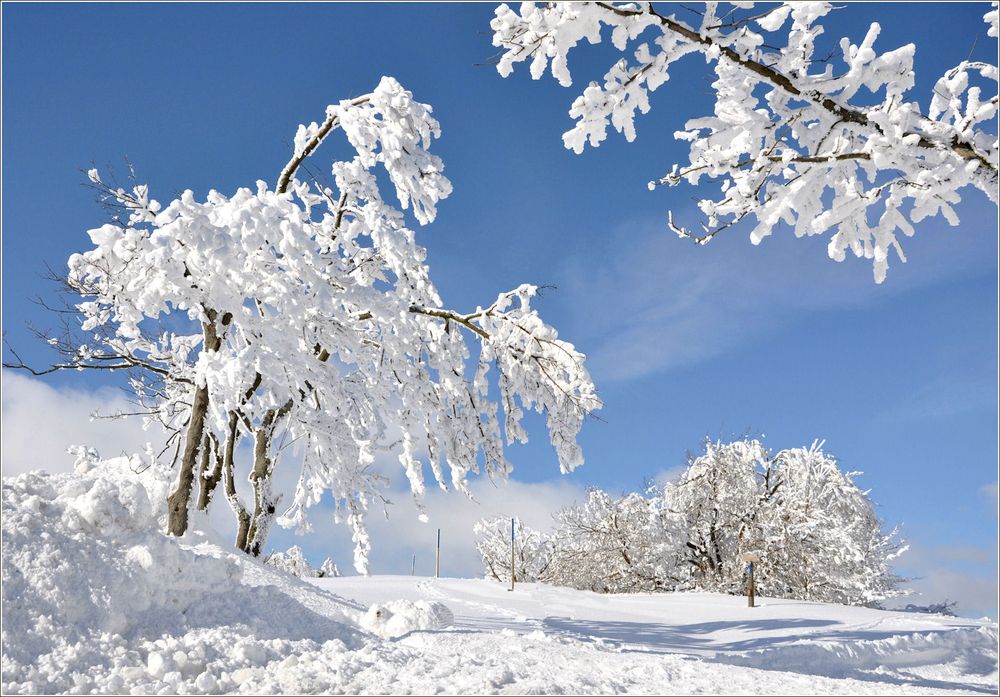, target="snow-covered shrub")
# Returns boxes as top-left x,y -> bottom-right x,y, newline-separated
265,546 -> 320,578
898,601 -> 959,617
473,515 -> 553,583
264,546 -> 341,579
318,558 -> 341,578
